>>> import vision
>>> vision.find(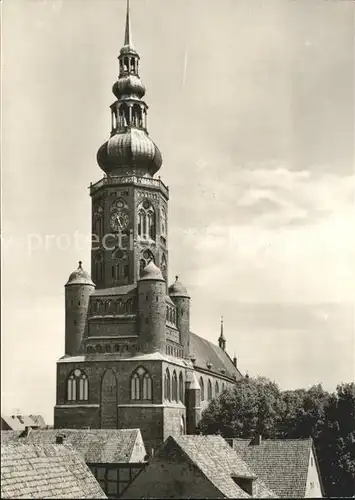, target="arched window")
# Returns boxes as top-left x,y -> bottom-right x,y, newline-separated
131,372 -> 140,400
200,377 -> 205,401
67,369 -> 88,402
116,299 -> 124,314
132,104 -> 142,128
207,379 -> 212,400
123,57 -> 129,71
179,372 -> 184,403
215,381 -> 219,397
130,367 -> 152,401
222,382 -> 225,392
164,368 -> 171,401
137,200 -> 156,240
172,371 -> 178,401
180,415 -> 185,435
160,207 -> 167,237
143,372 -> 152,400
